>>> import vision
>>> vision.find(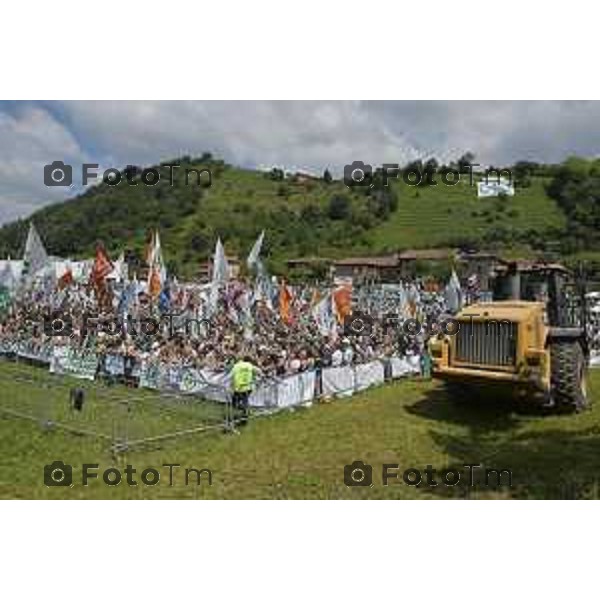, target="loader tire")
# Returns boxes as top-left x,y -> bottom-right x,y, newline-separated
550,341 -> 588,412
